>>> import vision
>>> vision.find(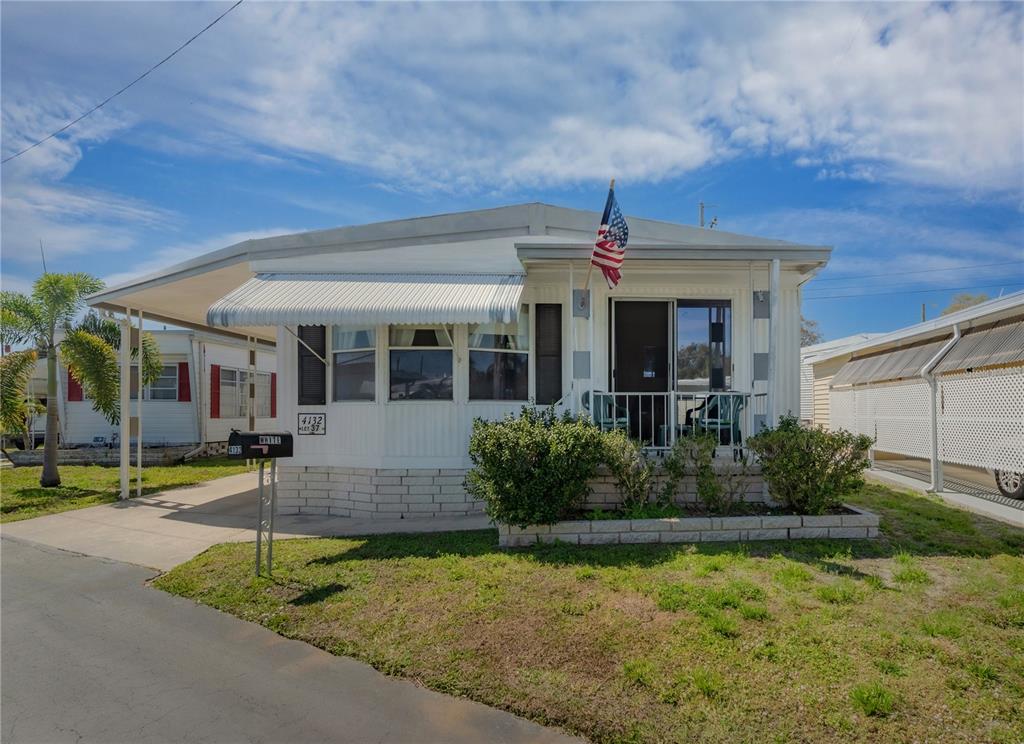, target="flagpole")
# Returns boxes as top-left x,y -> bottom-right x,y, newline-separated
584,178 -> 614,291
